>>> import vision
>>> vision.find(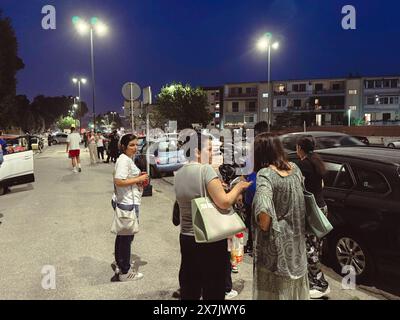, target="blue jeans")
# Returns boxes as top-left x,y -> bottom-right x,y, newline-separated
114,204 -> 140,274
